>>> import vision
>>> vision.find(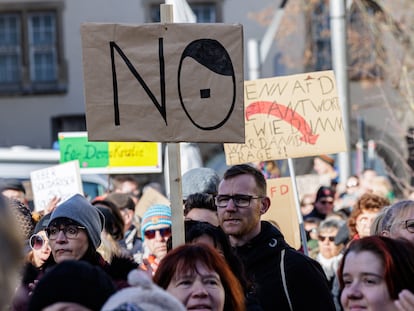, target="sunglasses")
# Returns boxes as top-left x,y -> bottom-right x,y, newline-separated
144,227 -> 172,240
318,235 -> 335,242
29,234 -> 46,250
